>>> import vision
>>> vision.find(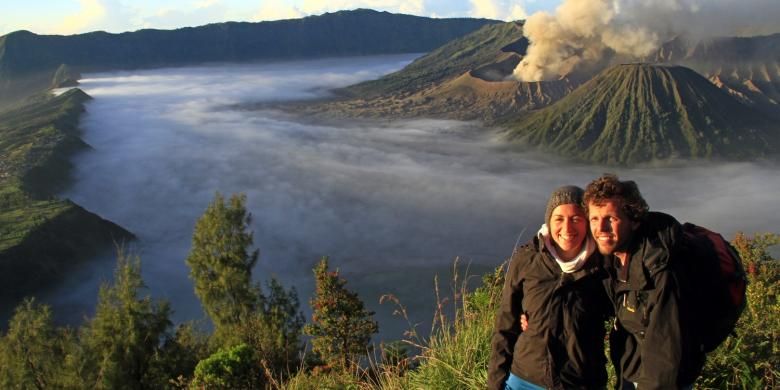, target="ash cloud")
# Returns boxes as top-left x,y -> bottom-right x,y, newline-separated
46,54 -> 780,340
514,0 -> 780,81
